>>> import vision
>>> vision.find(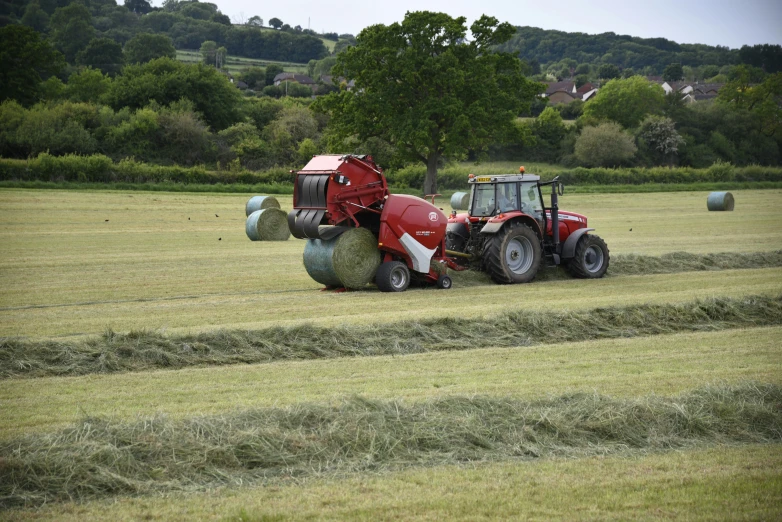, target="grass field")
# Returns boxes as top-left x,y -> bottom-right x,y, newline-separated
1,187 -> 781,519
176,50 -> 309,75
